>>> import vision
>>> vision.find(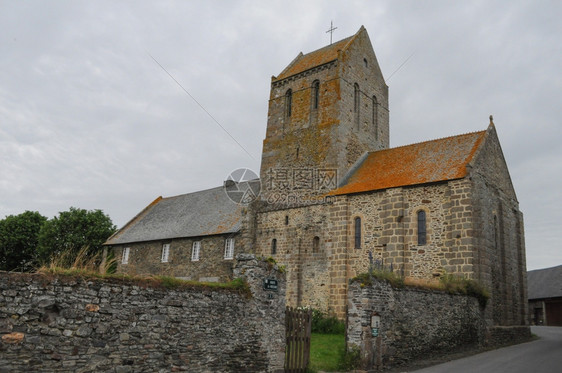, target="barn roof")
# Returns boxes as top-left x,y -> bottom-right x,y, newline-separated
331,130 -> 487,196
528,265 -> 562,300
104,185 -> 245,245
273,31 -> 357,81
